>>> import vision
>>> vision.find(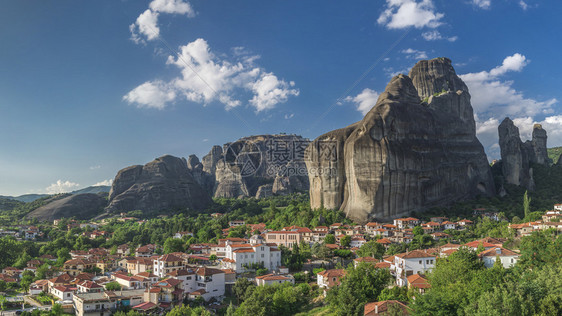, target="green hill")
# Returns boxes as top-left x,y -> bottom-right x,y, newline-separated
548,146 -> 562,164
